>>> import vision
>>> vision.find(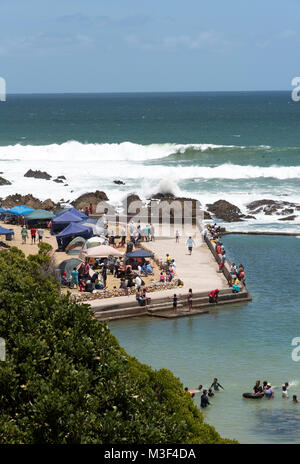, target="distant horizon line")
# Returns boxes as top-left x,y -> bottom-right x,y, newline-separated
5,89 -> 291,96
